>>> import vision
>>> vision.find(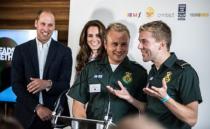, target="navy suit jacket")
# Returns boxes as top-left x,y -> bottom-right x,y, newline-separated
11,39 -> 72,129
